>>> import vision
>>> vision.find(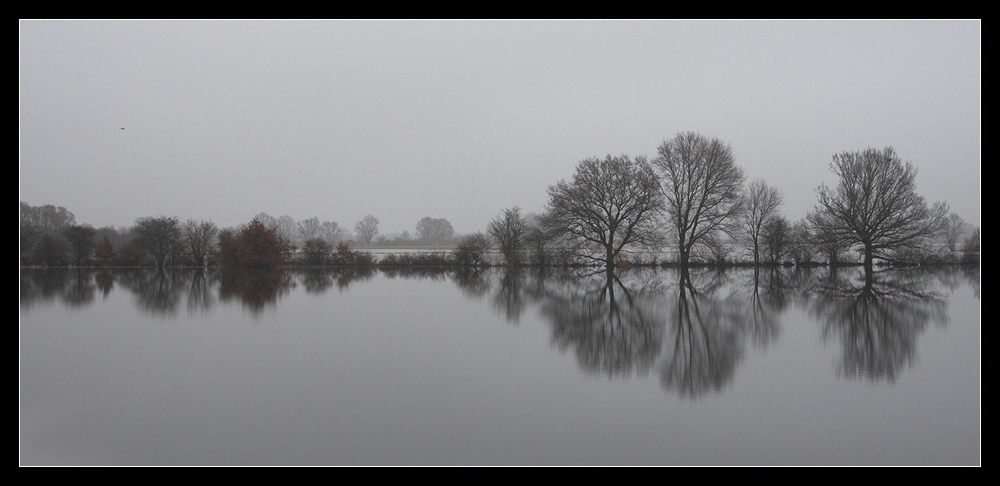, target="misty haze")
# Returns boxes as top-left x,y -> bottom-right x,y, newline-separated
20,20 -> 979,466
